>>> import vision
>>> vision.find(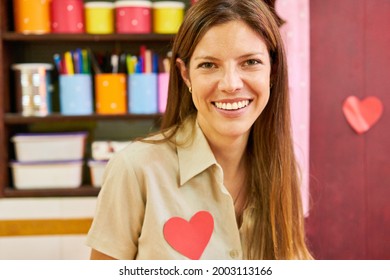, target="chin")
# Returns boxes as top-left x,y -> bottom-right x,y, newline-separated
216,125 -> 252,139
